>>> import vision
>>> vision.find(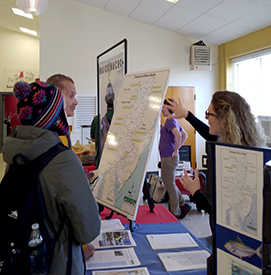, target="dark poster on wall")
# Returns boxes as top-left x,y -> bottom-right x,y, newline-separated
95,39 -> 127,167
